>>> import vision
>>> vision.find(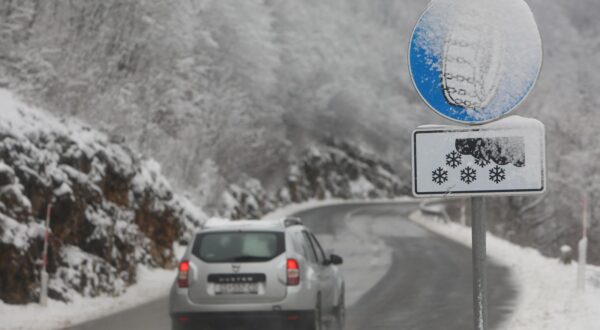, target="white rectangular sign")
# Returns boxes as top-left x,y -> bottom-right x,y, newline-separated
412,117 -> 546,197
